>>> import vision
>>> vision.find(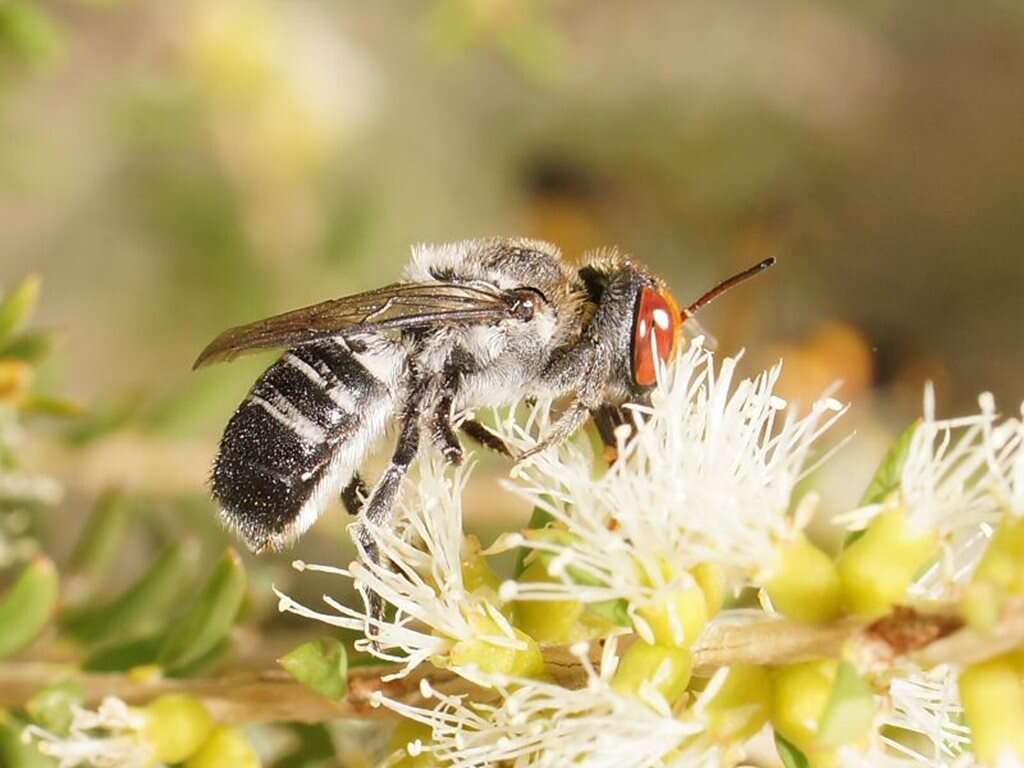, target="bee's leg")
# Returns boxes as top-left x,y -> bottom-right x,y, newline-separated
516,397 -> 594,464
460,419 -> 513,457
340,473 -> 367,516
356,376 -> 427,633
519,341 -> 609,463
430,360 -> 464,467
